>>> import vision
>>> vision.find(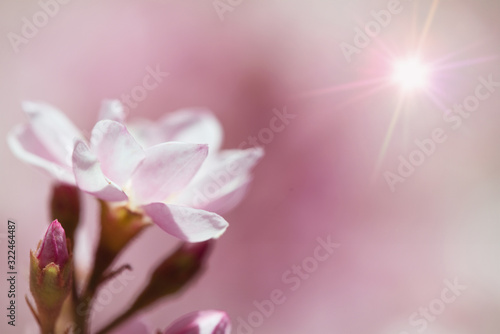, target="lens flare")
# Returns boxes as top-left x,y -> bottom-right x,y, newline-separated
392,58 -> 429,90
